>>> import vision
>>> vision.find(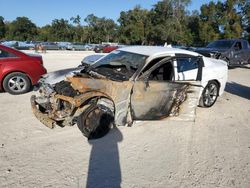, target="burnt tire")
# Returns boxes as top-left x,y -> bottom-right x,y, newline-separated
77,104 -> 114,139
199,81 -> 219,108
3,72 -> 31,95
